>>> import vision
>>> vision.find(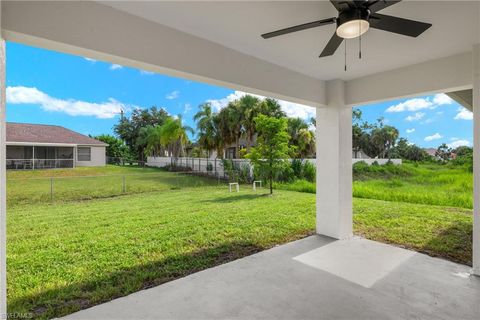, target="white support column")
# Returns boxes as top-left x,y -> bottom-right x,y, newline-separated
0,6 -> 7,317
316,80 -> 352,239
473,43 -> 480,276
